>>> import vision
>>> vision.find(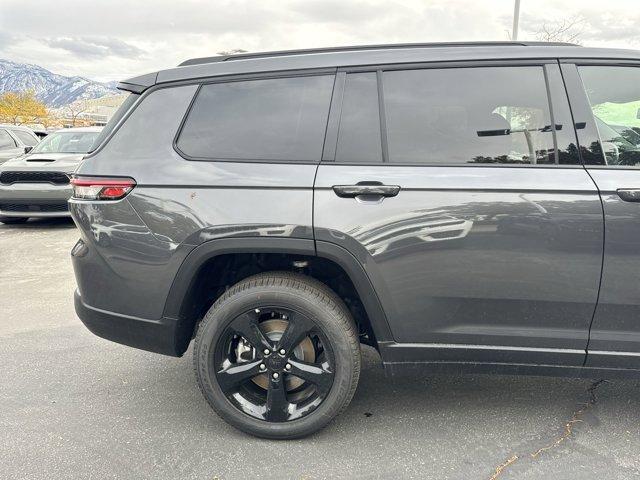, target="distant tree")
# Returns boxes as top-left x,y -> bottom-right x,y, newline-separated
535,16 -> 585,44
0,91 -> 48,125
63,100 -> 89,127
